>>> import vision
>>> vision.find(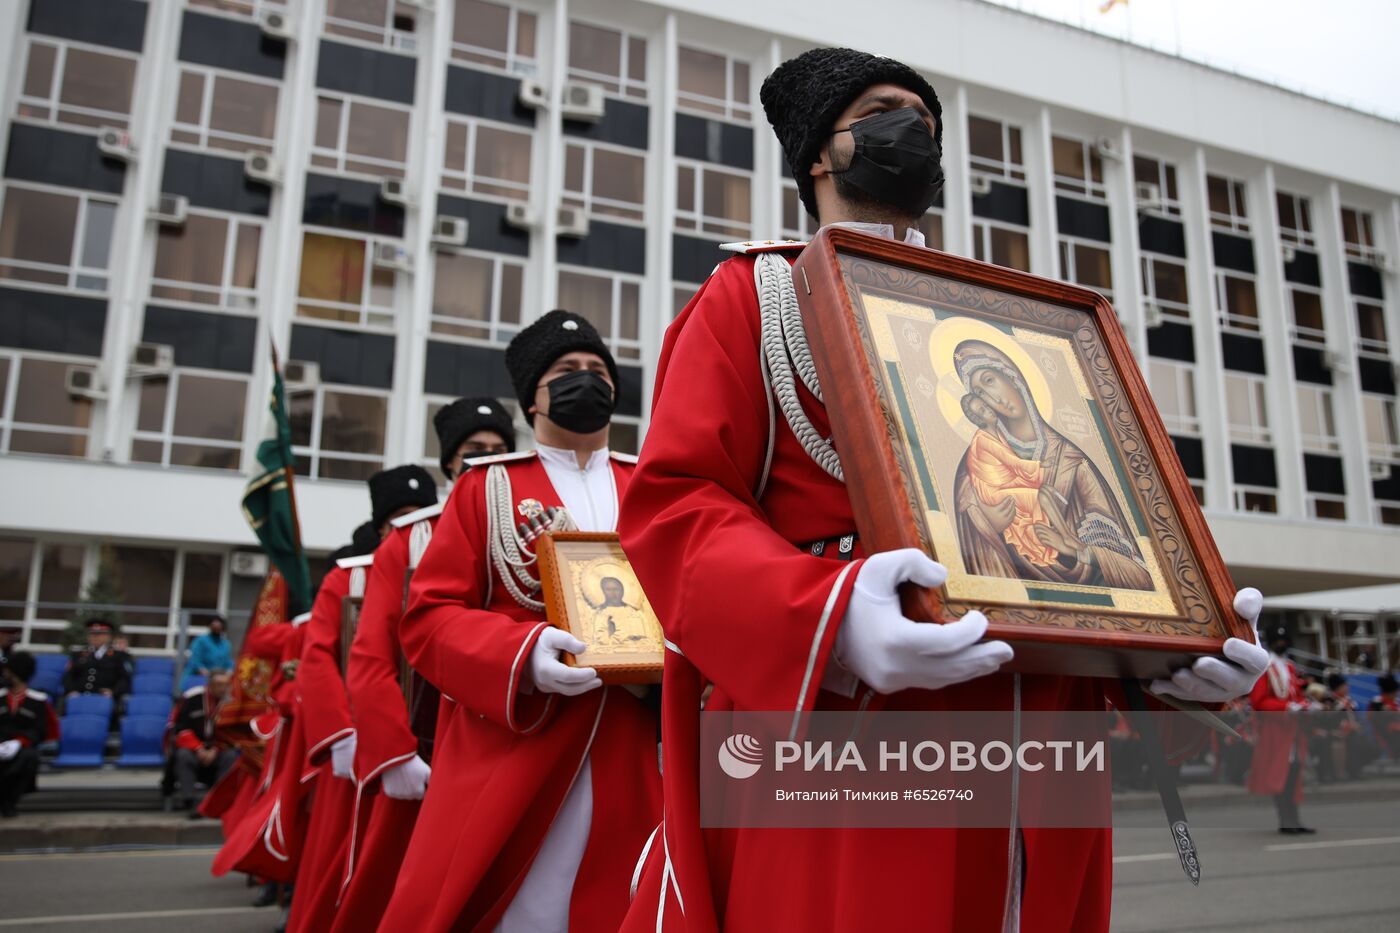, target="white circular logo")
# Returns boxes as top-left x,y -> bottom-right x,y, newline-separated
408,478 -> 420,489
562,320 -> 580,330
717,733 -> 764,780
477,405 -> 492,415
